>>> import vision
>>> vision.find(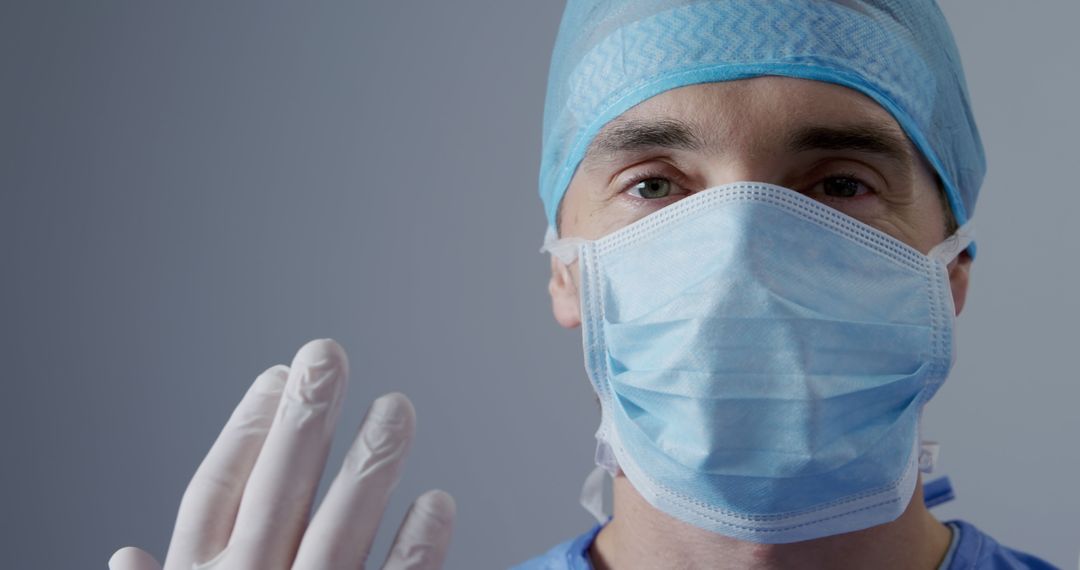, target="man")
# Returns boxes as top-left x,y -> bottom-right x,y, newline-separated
519,77 -> 1053,569
108,2 -> 1056,569
516,1 -> 1056,568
